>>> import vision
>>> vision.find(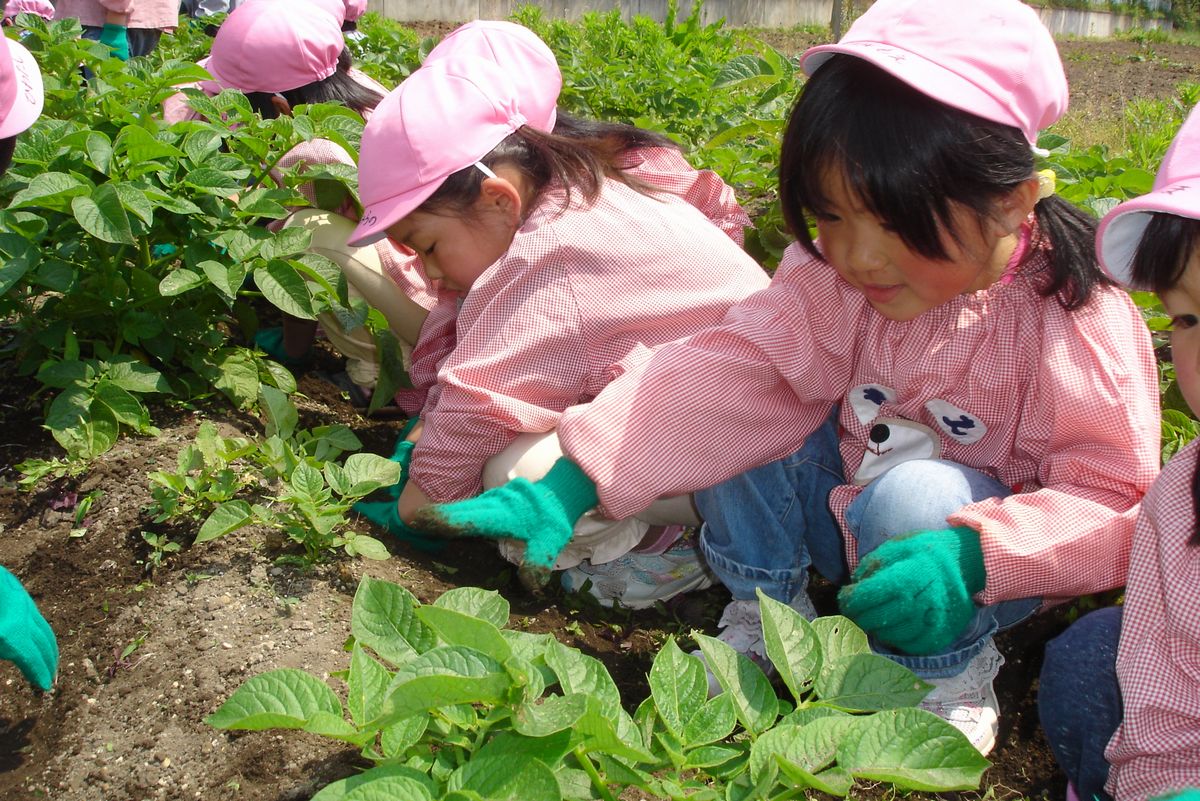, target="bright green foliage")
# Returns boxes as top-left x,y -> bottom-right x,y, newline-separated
208,582 -> 989,799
